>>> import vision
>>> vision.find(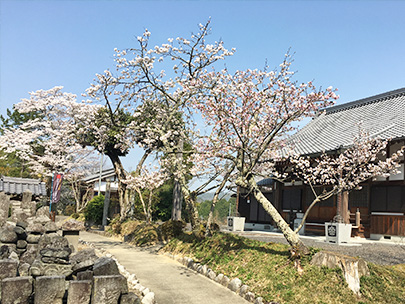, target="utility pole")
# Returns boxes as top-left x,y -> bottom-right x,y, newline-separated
98,153 -> 103,196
